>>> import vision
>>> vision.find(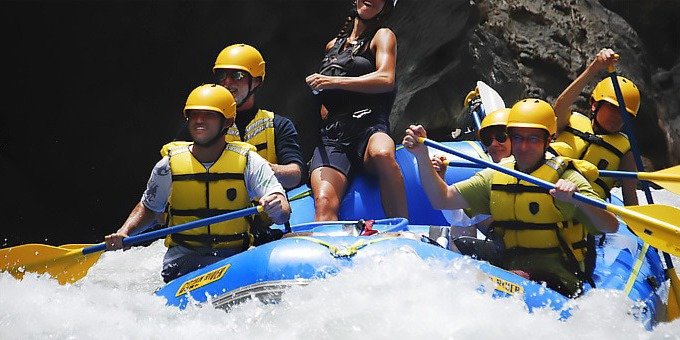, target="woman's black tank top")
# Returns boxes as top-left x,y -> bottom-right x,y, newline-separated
317,30 -> 396,129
